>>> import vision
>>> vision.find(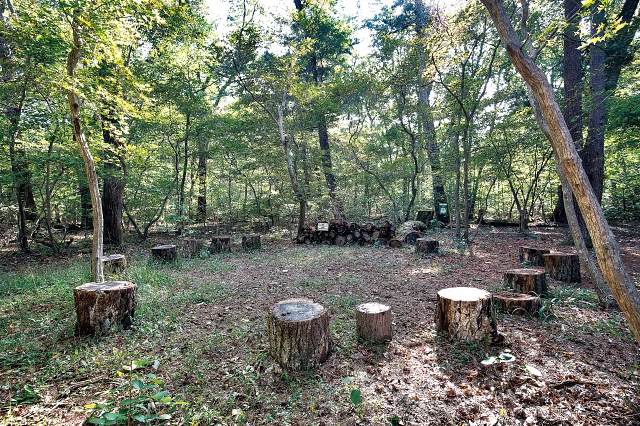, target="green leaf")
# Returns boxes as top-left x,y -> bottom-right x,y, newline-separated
132,379 -> 143,390
89,419 -> 106,425
350,389 -> 361,405
134,413 -> 146,422
498,353 -> 516,363
103,413 -> 118,421
342,376 -> 355,384
157,414 -> 172,420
